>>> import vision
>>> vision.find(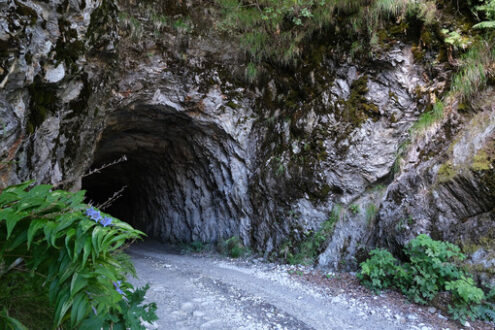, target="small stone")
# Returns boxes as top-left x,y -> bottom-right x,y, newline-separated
421,327 -> 429,330
193,311 -> 205,318
428,307 -> 436,314
44,63 -> 65,83
180,302 -> 194,312
407,314 -> 418,321
438,313 -> 447,320
463,321 -> 471,328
